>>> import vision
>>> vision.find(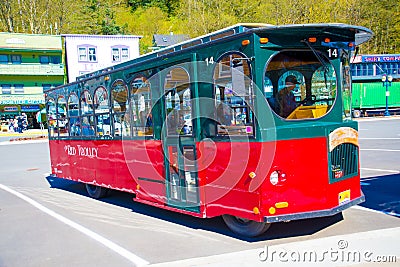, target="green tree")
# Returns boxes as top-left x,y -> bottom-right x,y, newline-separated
0,0 -> 15,32
0,0 -> 399,54
72,0 -> 127,35
127,0 -> 179,15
